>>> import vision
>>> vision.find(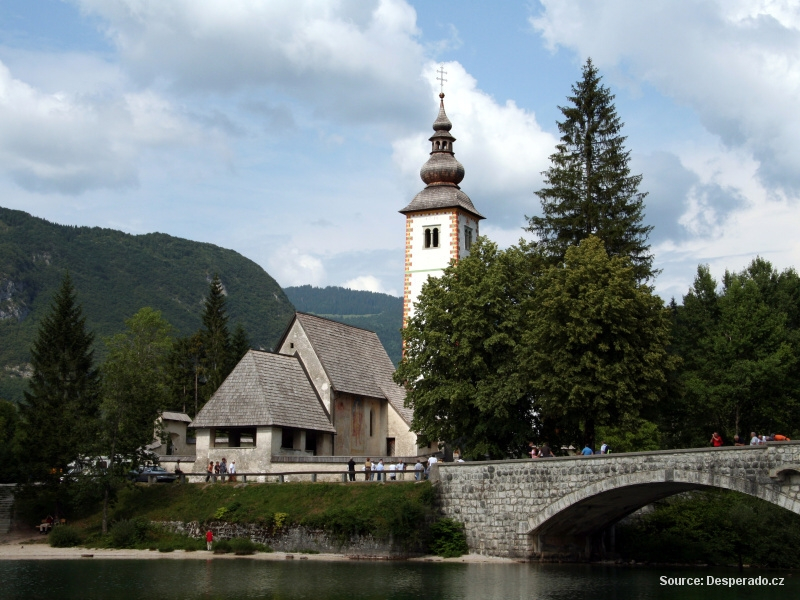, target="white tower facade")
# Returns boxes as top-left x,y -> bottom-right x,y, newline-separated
400,93 -> 484,323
